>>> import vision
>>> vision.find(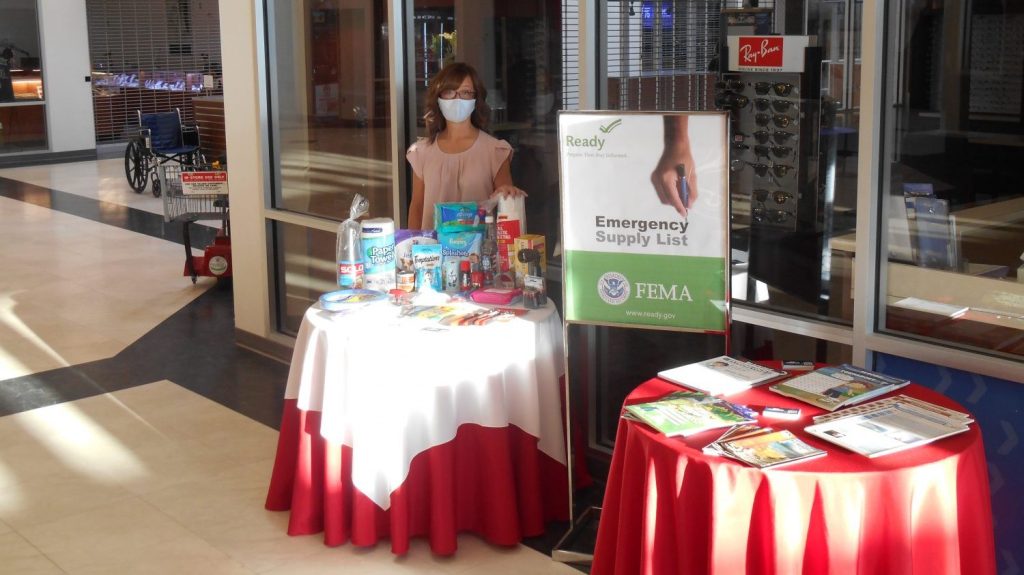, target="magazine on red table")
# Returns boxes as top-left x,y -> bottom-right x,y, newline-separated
769,364 -> 910,412
658,355 -> 788,396
623,391 -> 757,437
